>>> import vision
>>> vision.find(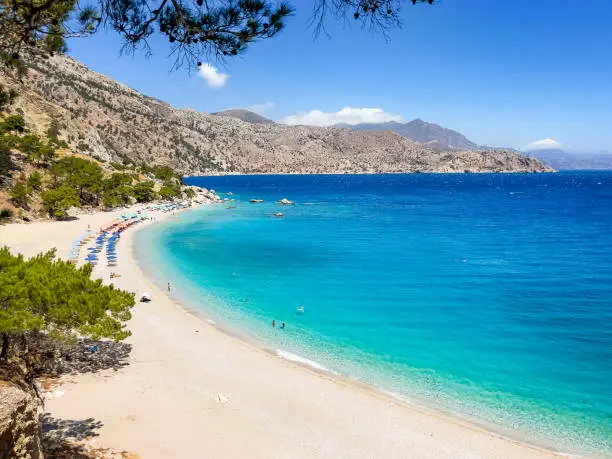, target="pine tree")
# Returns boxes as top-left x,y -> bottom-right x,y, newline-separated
42,185 -> 80,218
0,247 -> 135,361
9,180 -> 30,207
0,1 -> 434,70
51,156 -> 103,204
